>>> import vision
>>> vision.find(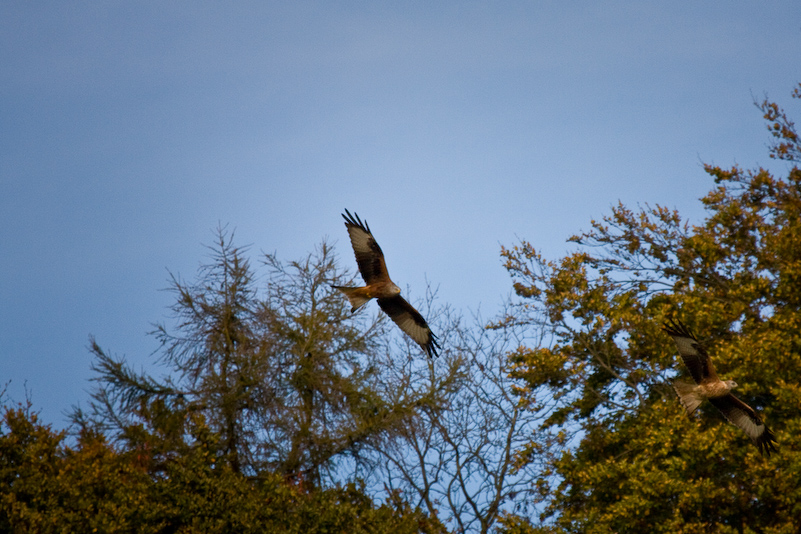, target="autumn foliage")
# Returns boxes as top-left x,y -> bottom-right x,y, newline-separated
0,403 -> 444,533
3,84 -> 801,533
496,84 -> 801,533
